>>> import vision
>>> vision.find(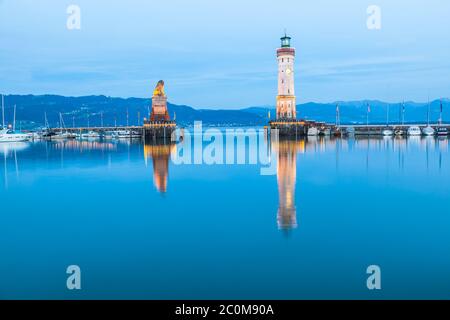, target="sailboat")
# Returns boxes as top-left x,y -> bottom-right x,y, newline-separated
41,112 -> 58,139
395,102 -> 406,136
78,113 -> 101,139
407,126 -> 421,136
382,103 -> 393,136
332,104 -> 342,137
52,113 -> 77,139
422,98 -> 435,136
0,97 -> 29,143
437,100 -> 448,136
